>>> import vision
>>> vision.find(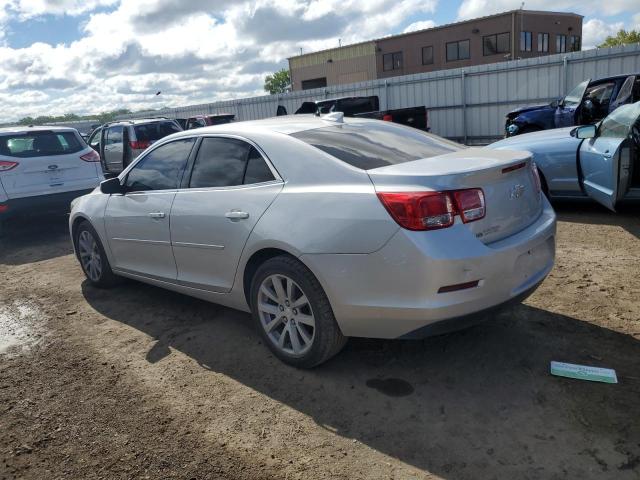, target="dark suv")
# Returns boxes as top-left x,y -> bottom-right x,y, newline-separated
505,74 -> 639,136
98,118 -> 182,174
